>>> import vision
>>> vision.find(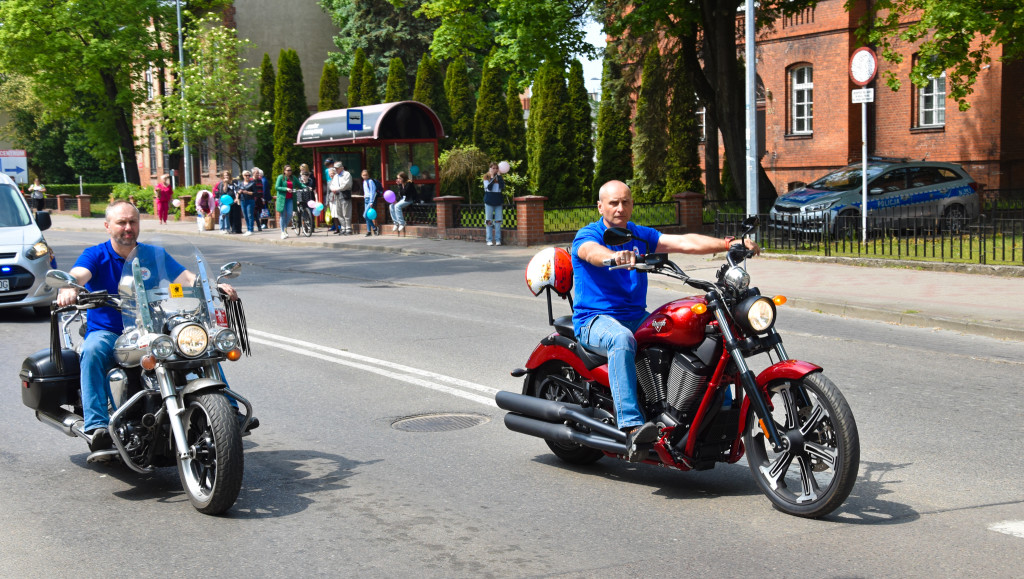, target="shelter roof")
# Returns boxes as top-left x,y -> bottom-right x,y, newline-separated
296,101 -> 445,147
